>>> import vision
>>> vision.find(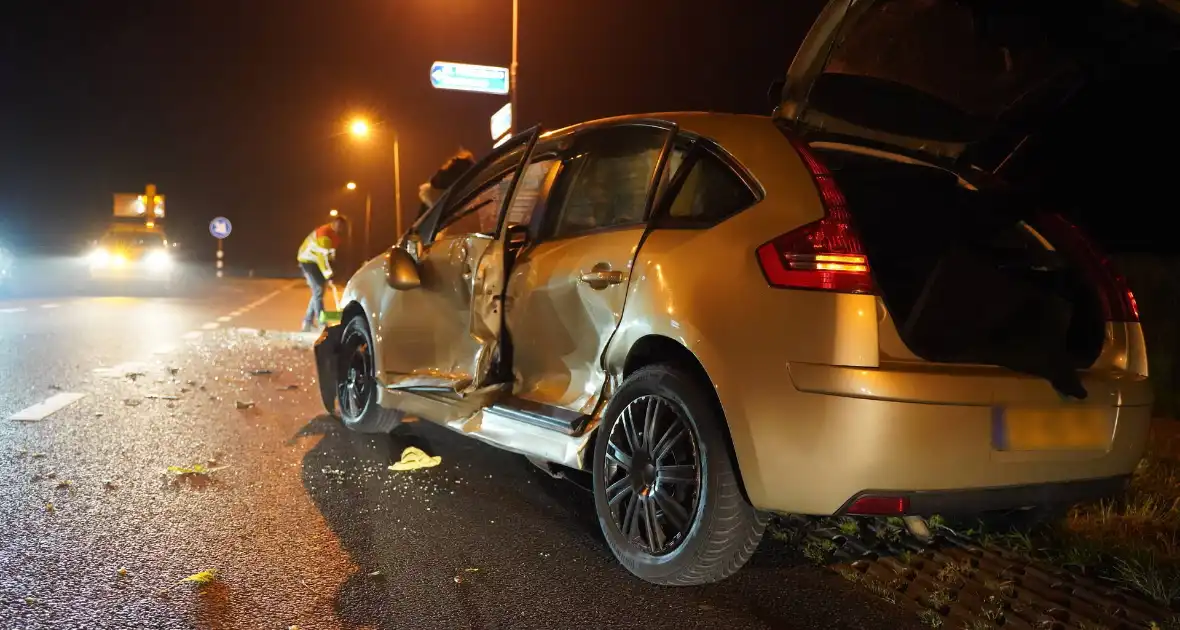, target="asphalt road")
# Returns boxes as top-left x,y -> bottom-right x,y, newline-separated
0,278 -> 921,629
